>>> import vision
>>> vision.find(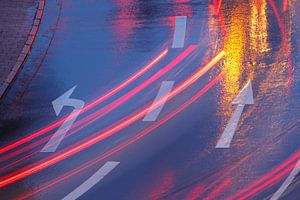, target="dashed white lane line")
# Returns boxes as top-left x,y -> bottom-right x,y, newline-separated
41,86 -> 85,152
143,81 -> 175,122
63,161 -> 120,200
216,81 -> 254,148
270,159 -> 300,200
172,16 -> 187,48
